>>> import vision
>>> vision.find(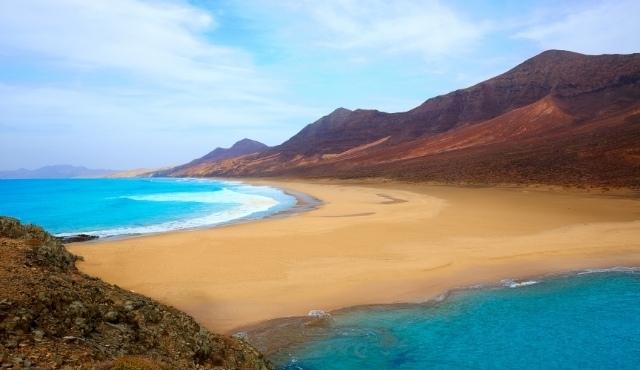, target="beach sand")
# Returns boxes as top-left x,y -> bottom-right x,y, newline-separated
67,181 -> 640,334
